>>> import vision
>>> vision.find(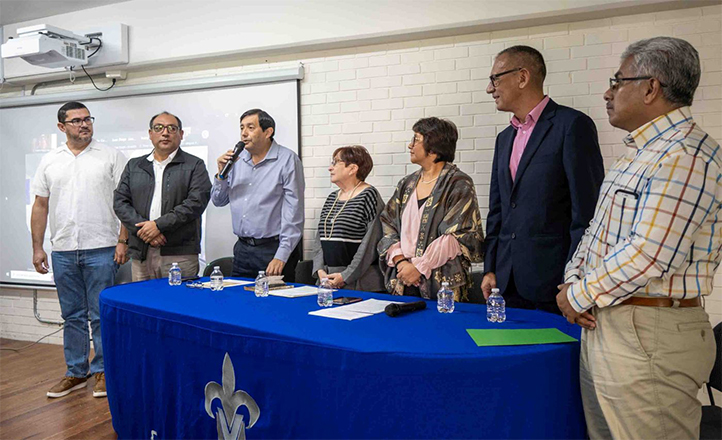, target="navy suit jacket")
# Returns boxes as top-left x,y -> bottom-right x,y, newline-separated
484,99 -> 604,303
